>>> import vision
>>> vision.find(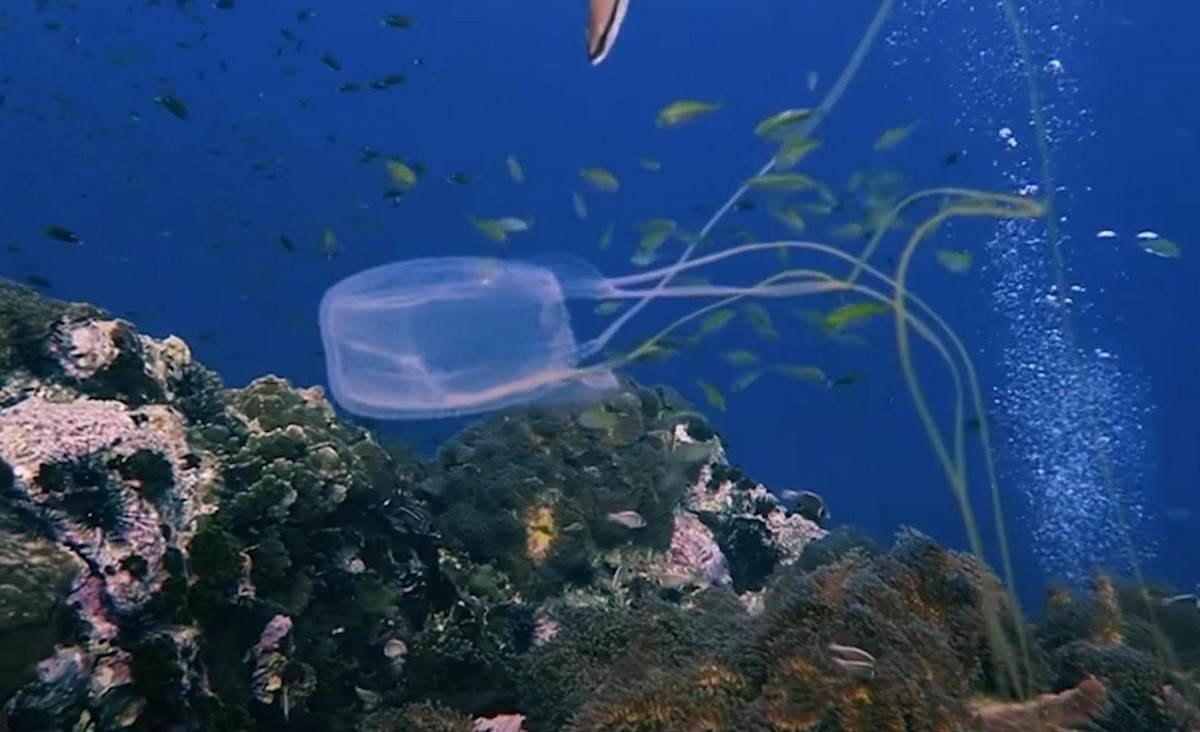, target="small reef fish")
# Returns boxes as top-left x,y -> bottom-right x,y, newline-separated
354,685 -> 383,710
827,642 -> 876,679
605,510 -> 646,529
1161,590 -> 1200,609
780,489 -> 830,524
586,0 -> 631,65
